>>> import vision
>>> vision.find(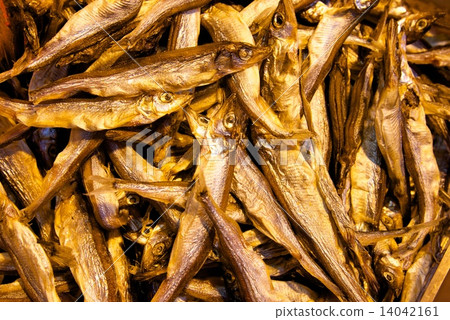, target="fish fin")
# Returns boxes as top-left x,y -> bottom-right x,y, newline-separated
84,175 -> 117,195
291,128 -> 315,141
196,170 -> 208,198
0,123 -> 31,148
50,244 -> 76,268
353,240 -> 380,295
356,218 -> 445,245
